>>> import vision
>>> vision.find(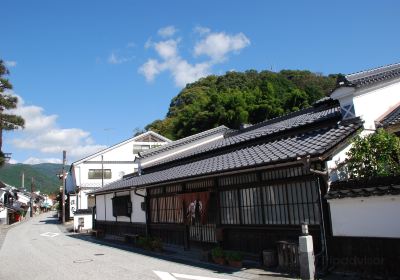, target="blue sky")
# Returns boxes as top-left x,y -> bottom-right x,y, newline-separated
1,0 -> 399,164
